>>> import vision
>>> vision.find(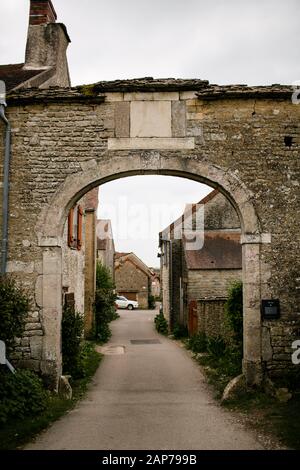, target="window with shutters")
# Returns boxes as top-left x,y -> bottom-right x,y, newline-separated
68,205 -> 83,250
